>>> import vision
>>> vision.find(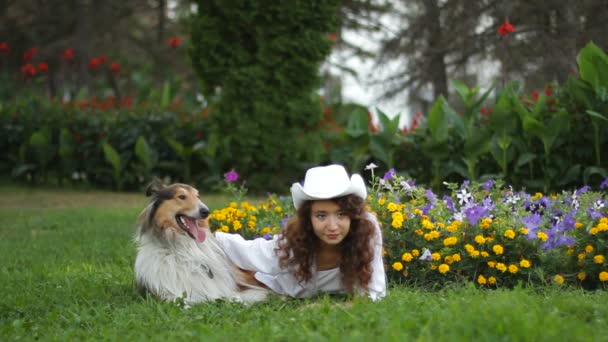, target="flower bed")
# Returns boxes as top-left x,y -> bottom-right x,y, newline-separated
209,168 -> 608,289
